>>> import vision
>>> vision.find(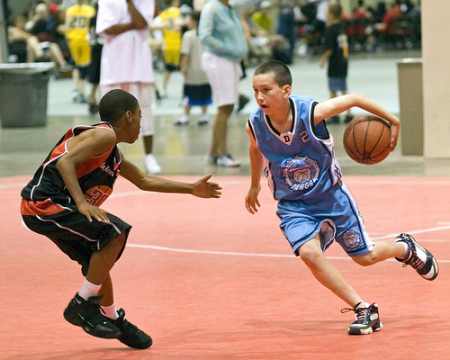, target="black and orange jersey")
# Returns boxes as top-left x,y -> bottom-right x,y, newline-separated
21,123 -> 121,216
